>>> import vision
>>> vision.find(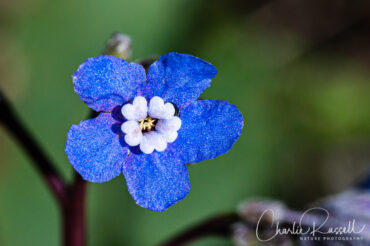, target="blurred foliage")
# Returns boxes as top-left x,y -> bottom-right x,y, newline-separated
0,0 -> 369,246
